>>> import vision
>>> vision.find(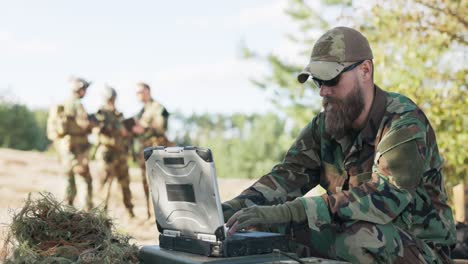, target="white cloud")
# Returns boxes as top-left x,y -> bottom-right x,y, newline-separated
156,58 -> 267,83
236,0 -> 288,27
0,31 -> 58,56
170,0 -> 293,31
174,17 -> 211,28
151,58 -> 272,114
